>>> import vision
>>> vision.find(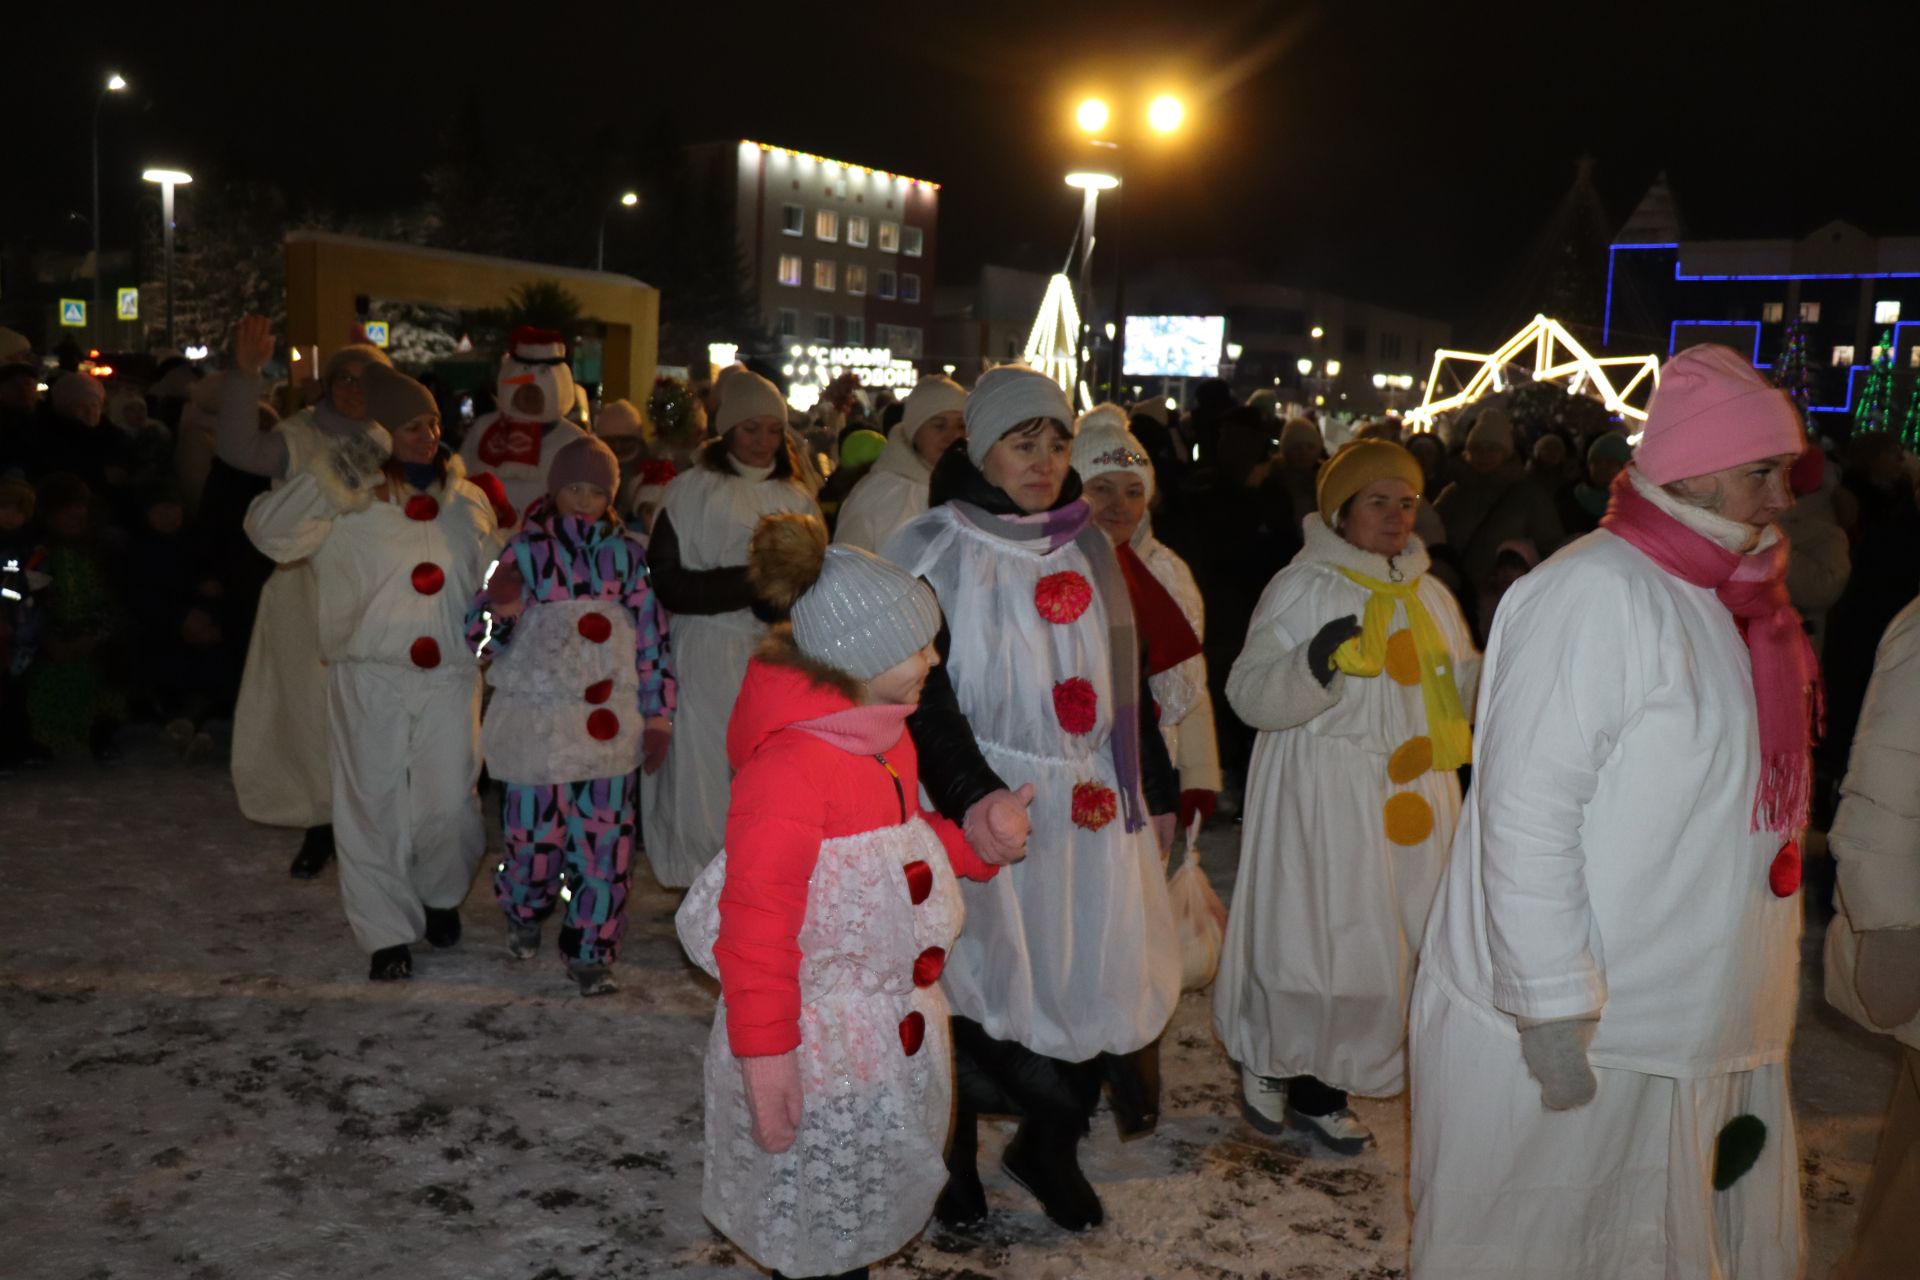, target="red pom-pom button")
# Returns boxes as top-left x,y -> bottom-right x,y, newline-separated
409,636 -> 441,669
410,562 -> 445,596
584,679 -> 614,705
577,613 -> 612,644
587,709 -> 620,741
1768,841 -> 1801,898
898,1011 -> 926,1056
912,947 -> 946,988
903,860 -> 932,905
404,494 -> 439,522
